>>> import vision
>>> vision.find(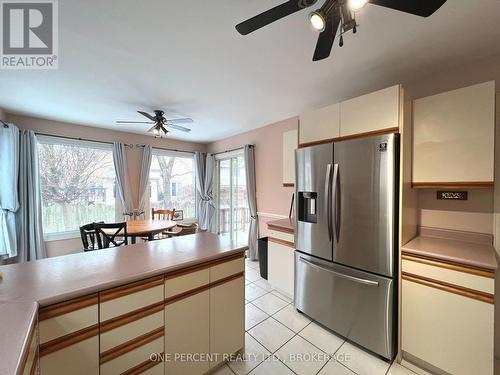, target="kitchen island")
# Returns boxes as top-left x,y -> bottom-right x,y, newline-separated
0,233 -> 247,375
